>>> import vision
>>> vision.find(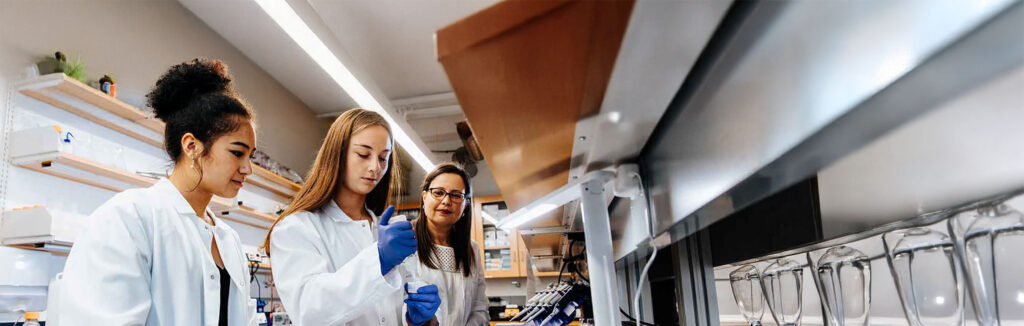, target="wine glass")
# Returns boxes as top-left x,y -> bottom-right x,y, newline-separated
948,203 -> 1024,325
884,228 -> 963,326
761,258 -> 804,326
730,265 -> 765,326
815,246 -> 871,326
